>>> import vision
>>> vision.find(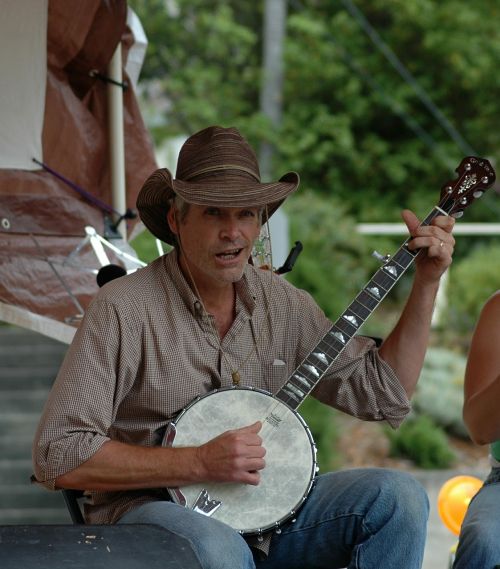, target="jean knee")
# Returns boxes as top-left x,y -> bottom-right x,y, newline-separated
195,524 -> 255,569
118,501 -> 254,569
373,469 -> 429,525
